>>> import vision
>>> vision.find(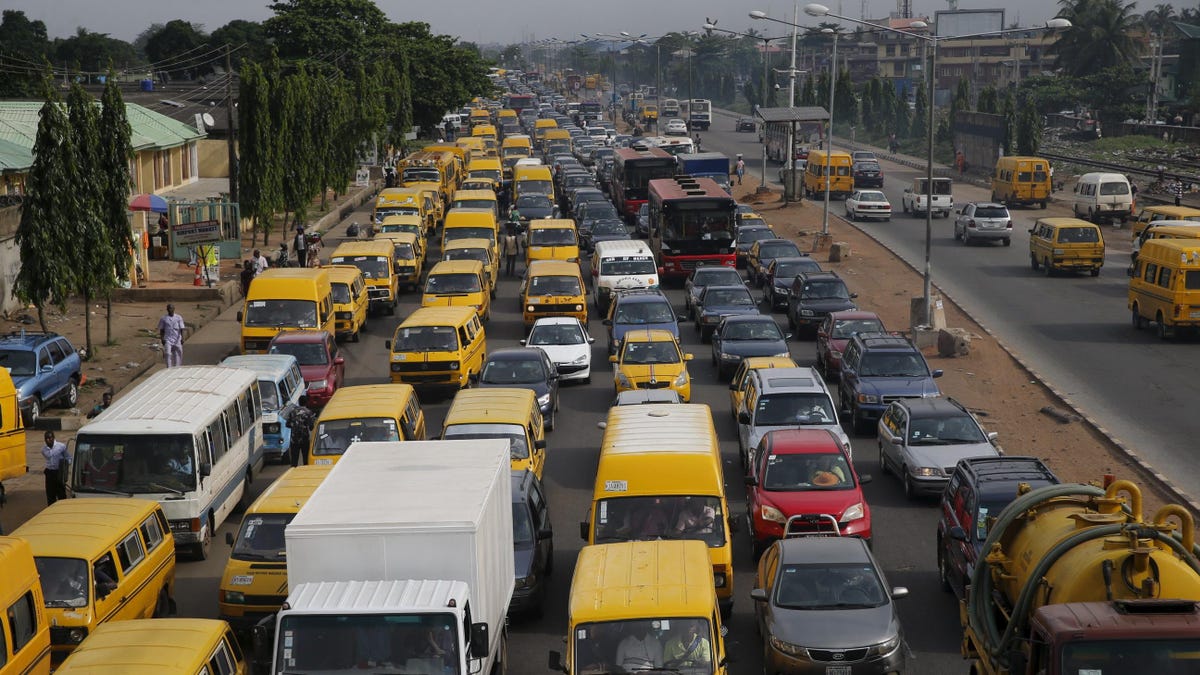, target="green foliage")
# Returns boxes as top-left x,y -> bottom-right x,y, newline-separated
311,72 -> 350,203
387,22 -> 494,131
1001,89 -> 1016,155
16,80 -> 80,327
144,20 -> 209,78
99,72 -> 135,283
264,0 -> 389,61
66,82 -> 110,354
388,55 -> 415,155
1015,93 -> 1042,155
802,75 -> 817,107
834,70 -> 857,128
0,11 -> 50,96
893,85 -> 911,139
237,59 -> 282,243
911,80 -> 928,140
950,78 -> 971,133
280,64 -> 316,226
1050,0 -> 1143,77
209,21 -> 272,69
743,80 -> 760,108
52,28 -> 138,73
977,87 -> 1000,114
